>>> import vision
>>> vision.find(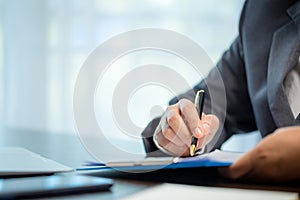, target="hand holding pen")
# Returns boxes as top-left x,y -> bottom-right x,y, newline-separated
153,90 -> 220,157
